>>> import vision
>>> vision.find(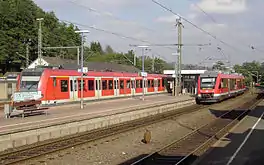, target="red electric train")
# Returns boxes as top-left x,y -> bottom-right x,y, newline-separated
16,68 -> 167,105
196,71 -> 246,104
